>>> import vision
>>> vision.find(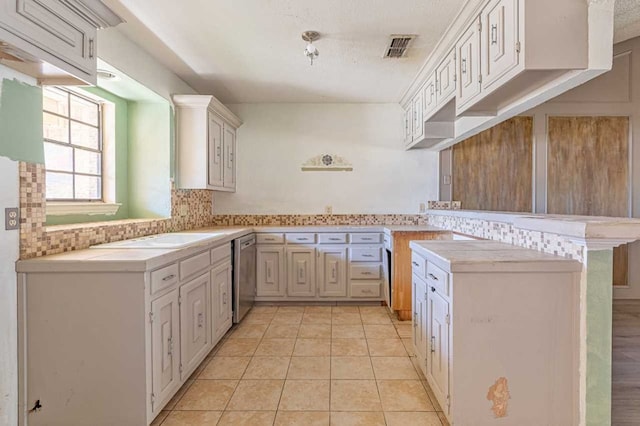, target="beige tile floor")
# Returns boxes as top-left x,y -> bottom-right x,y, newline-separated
151,305 -> 449,426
